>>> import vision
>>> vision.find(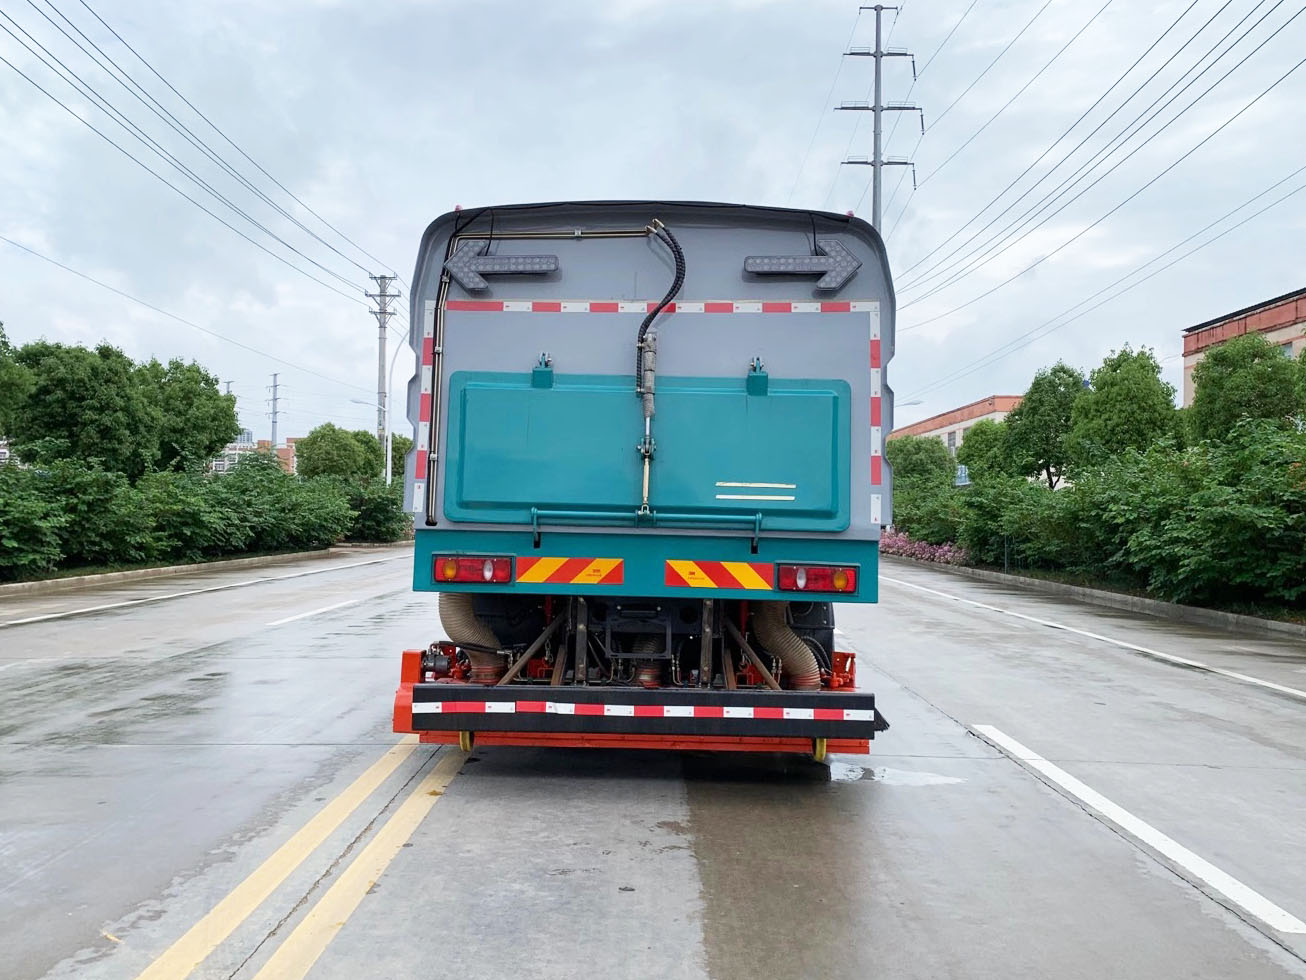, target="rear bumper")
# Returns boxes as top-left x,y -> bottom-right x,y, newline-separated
394,682 -> 888,748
